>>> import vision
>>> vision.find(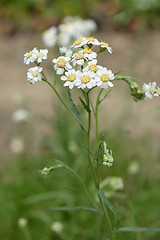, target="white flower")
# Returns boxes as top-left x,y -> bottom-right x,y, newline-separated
42,27 -> 57,47
27,66 -> 42,84
85,36 -> 100,46
61,69 -> 81,89
24,47 -> 37,64
85,19 -> 97,33
36,49 -> 48,63
9,138 -> 24,154
51,221 -> 63,233
83,60 -> 103,74
75,71 -> 96,89
95,67 -> 114,89
101,176 -> 124,191
59,47 -> 73,57
12,109 -> 32,123
53,56 -> 72,75
83,48 -> 97,60
72,51 -> 85,66
71,37 -> 88,48
18,218 -> 28,228
143,82 -> 157,99
100,41 -> 112,54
